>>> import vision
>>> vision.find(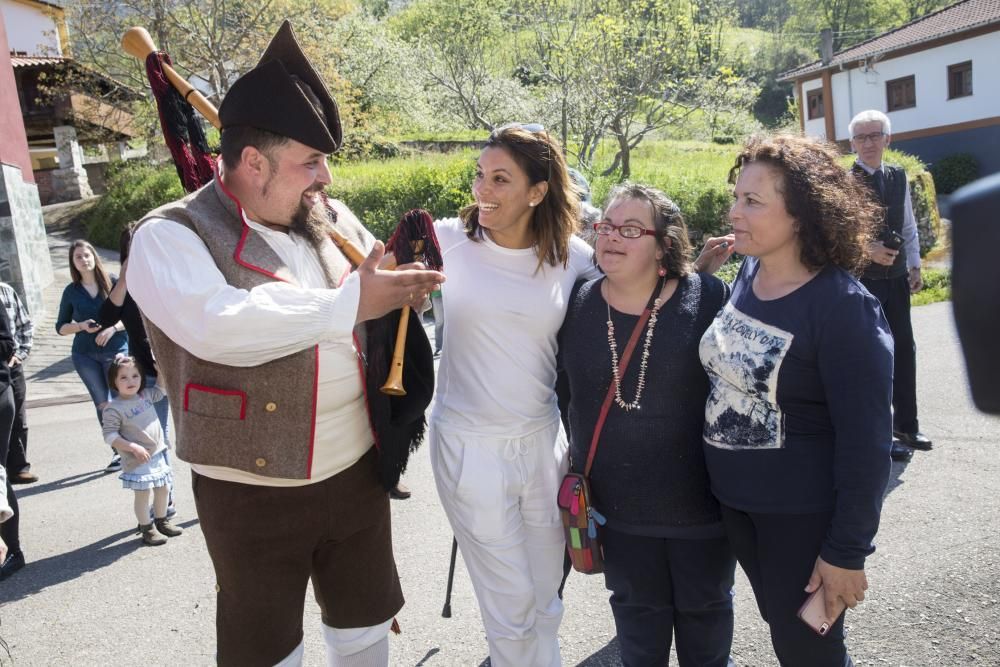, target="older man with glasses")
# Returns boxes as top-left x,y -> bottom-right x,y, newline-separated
848,109 -> 931,462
